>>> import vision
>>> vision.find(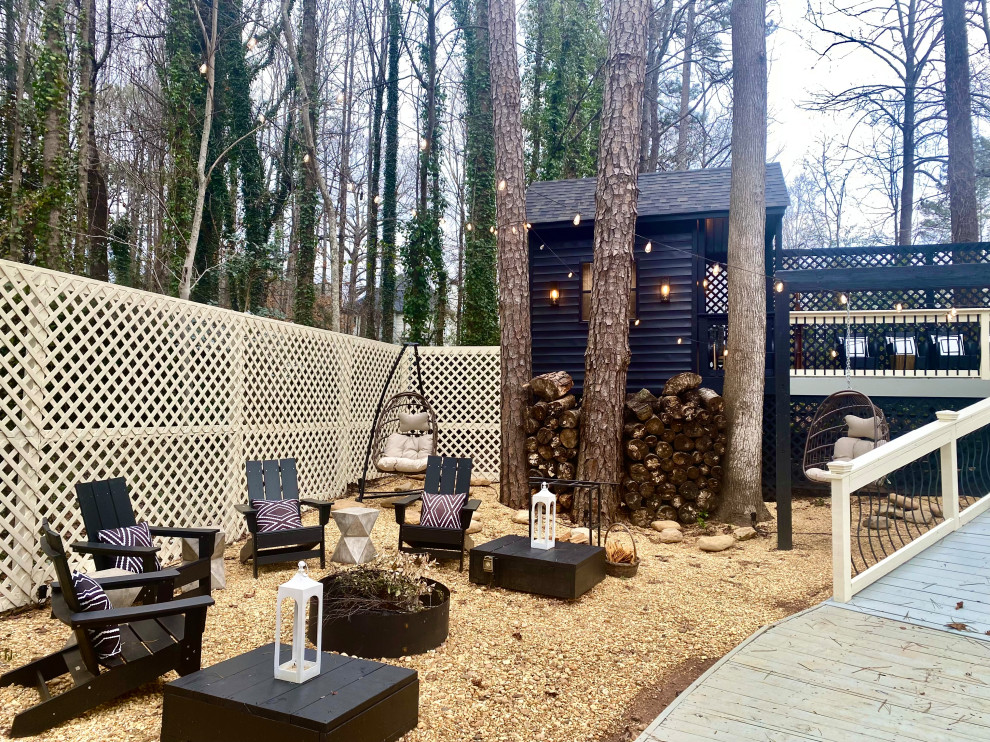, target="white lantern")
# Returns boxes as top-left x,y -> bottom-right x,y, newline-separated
274,561 -> 323,683
530,482 -> 557,550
